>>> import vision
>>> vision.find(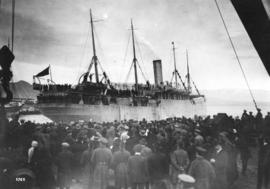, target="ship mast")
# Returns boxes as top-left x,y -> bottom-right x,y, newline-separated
90,9 -> 99,83
11,0 -> 15,53
172,42 -> 178,87
186,49 -> 191,93
171,42 -> 188,92
131,19 -> 138,91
